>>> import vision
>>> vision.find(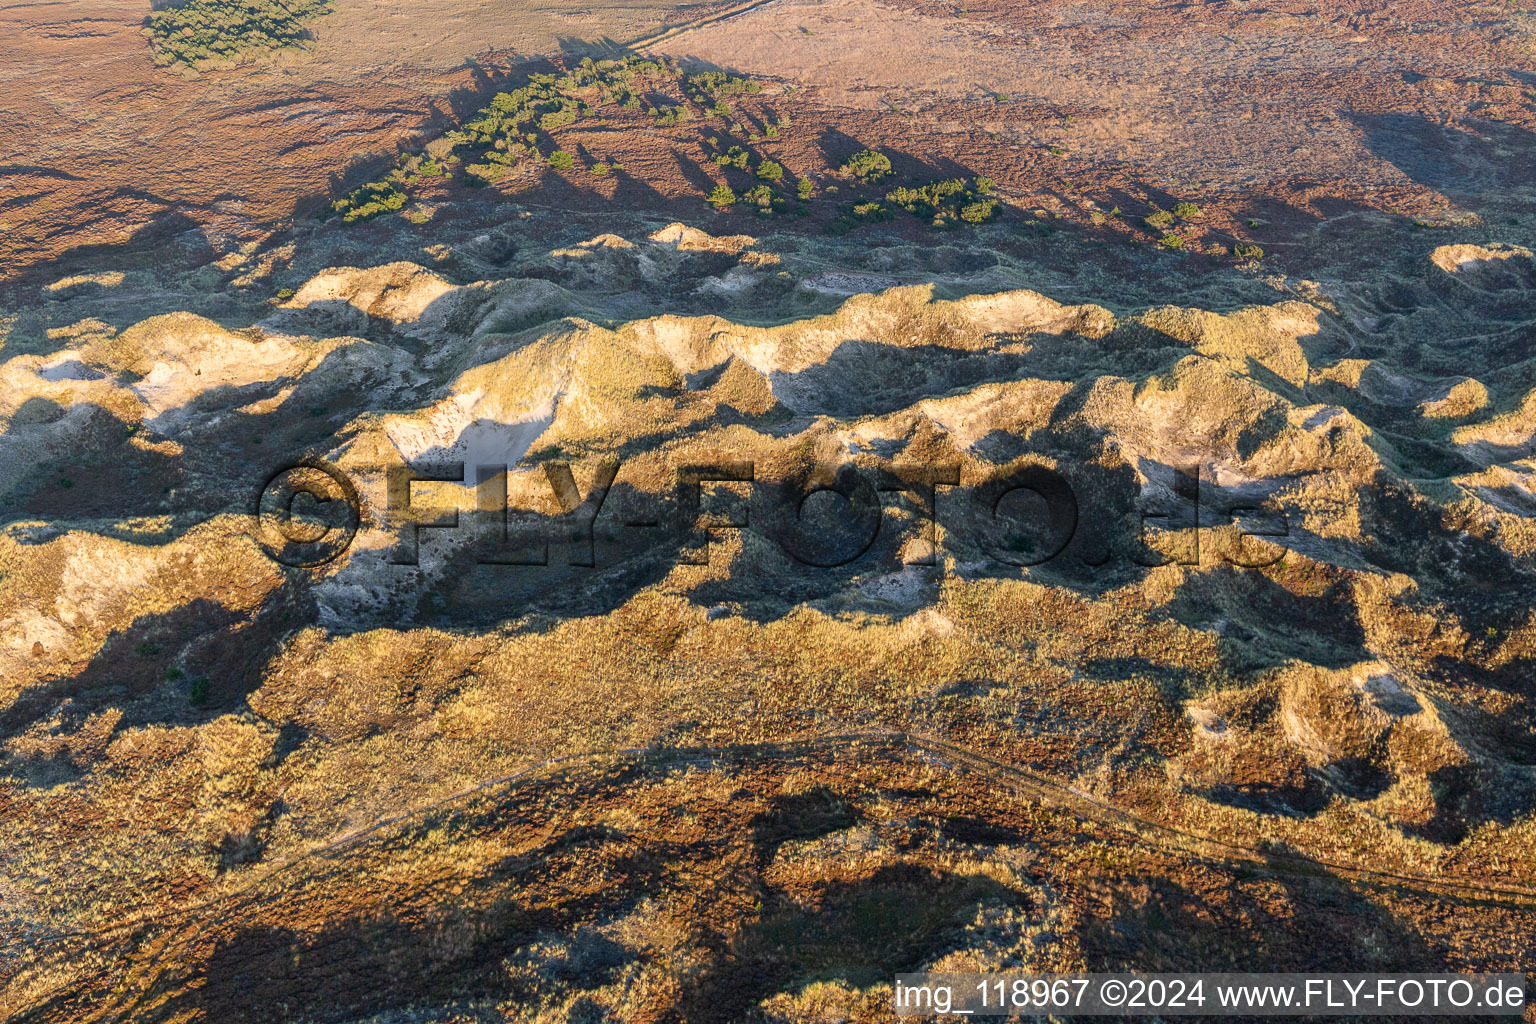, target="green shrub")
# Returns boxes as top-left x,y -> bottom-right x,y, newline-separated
464,162 -> 507,184
686,71 -> 761,102
1159,233 -> 1185,249
1172,201 -> 1201,219
1144,209 -> 1175,230
1234,242 -> 1265,260
764,125 -> 779,139
757,160 -> 784,182
744,184 -> 774,207
796,177 -> 815,199
539,105 -> 579,130
887,178 -> 966,215
548,150 -> 576,170
960,198 -> 998,223
841,149 -> 892,181
591,161 -> 611,176
331,180 -> 408,222
885,178 -> 997,226
852,201 -> 891,221
974,176 -> 995,194
190,676 -> 210,706
713,145 -> 751,171
708,184 -> 737,209
145,0 -> 334,70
